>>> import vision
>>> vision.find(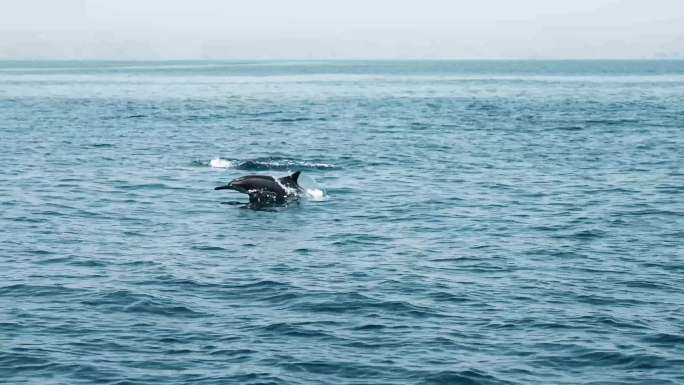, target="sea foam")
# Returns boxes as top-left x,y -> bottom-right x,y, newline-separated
209,157 -> 235,168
